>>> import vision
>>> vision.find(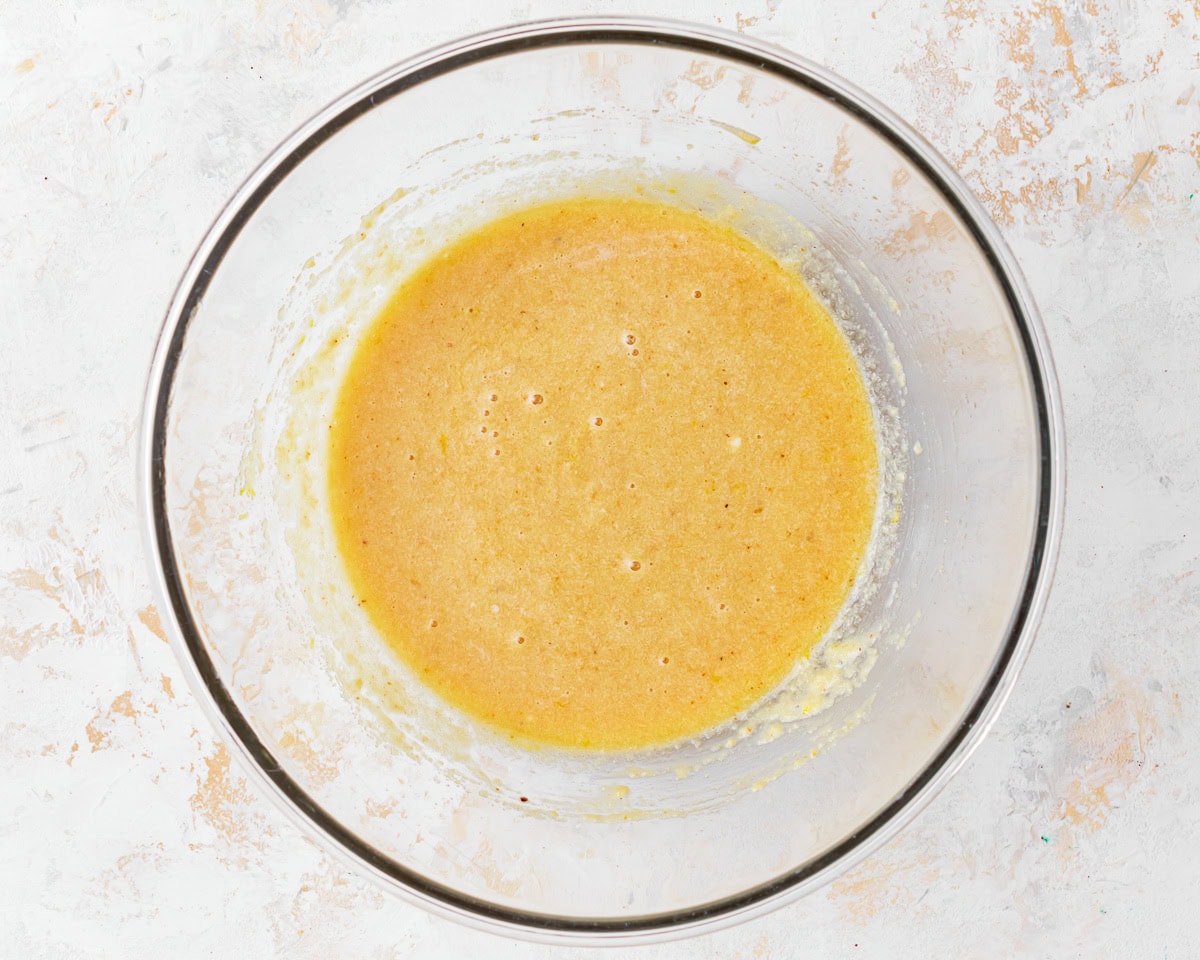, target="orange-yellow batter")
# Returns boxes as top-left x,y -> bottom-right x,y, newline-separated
328,199 -> 877,749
